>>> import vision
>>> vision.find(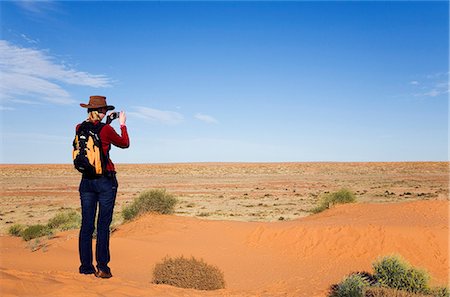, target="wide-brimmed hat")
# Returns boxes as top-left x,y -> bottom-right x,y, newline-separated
80,95 -> 115,111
